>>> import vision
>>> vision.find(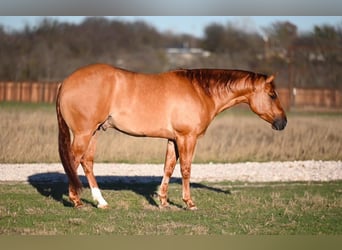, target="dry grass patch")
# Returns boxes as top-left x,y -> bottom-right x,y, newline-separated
1,102 -> 341,163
